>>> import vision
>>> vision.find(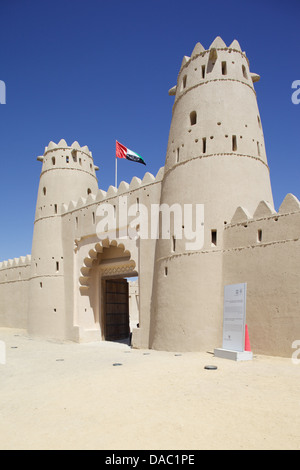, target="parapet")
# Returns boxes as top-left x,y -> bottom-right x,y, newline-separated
43,139 -> 93,158
229,194 -> 300,227
61,166 -> 164,214
169,36 -> 259,102
37,139 -> 99,171
0,255 -> 31,270
0,255 -> 31,284
224,194 -> 300,250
